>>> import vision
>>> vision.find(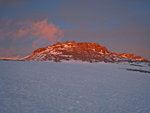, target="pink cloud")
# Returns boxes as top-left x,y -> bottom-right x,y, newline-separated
0,19 -> 64,57
15,28 -> 29,38
14,19 -> 64,47
0,47 -> 17,57
31,38 -> 48,49
30,19 -> 64,43
0,19 -> 64,47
